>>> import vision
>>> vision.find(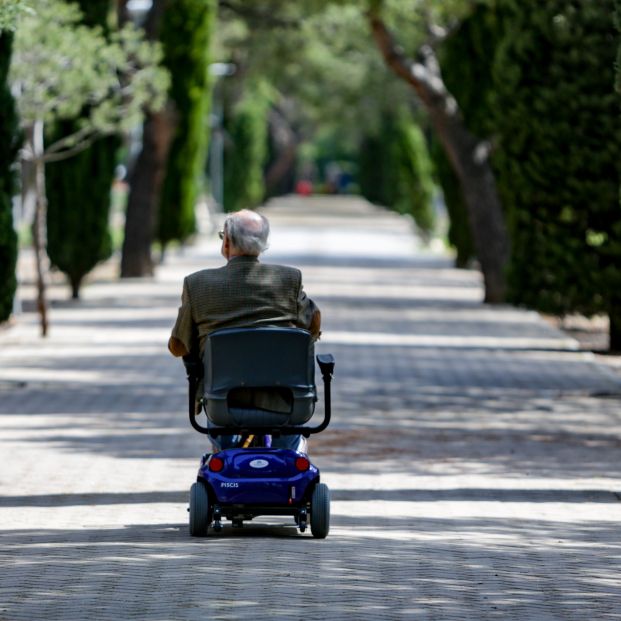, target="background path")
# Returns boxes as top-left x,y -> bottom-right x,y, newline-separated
1,196 -> 621,620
